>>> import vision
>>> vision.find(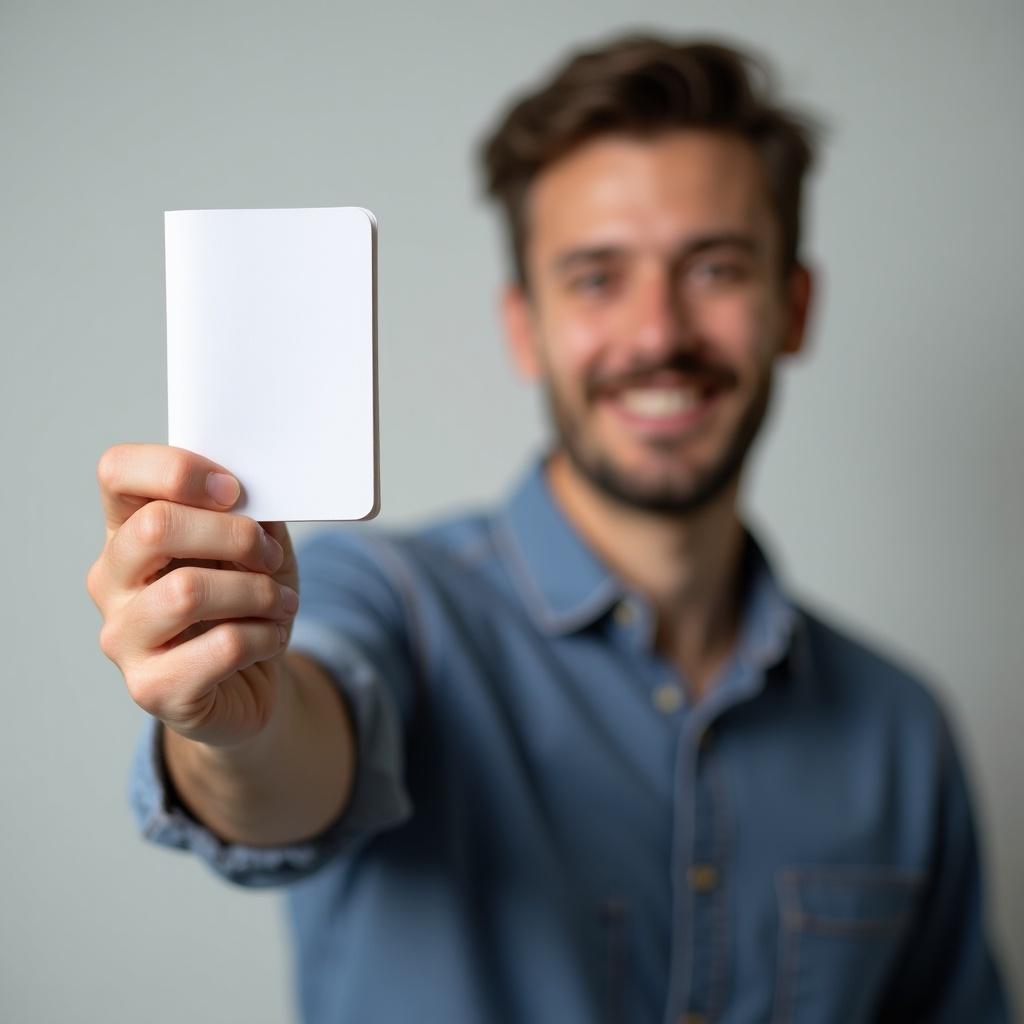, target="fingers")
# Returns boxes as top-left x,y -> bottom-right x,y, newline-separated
103,501 -> 284,590
110,565 -> 299,652
96,443 -> 243,539
126,620 -> 290,720
90,443 -> 305,742
259,519 -> 296,577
